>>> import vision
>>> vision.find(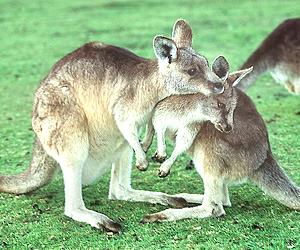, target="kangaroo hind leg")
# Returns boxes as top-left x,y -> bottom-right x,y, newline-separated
33,85 -> 121,233
142,175 -> 226,223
